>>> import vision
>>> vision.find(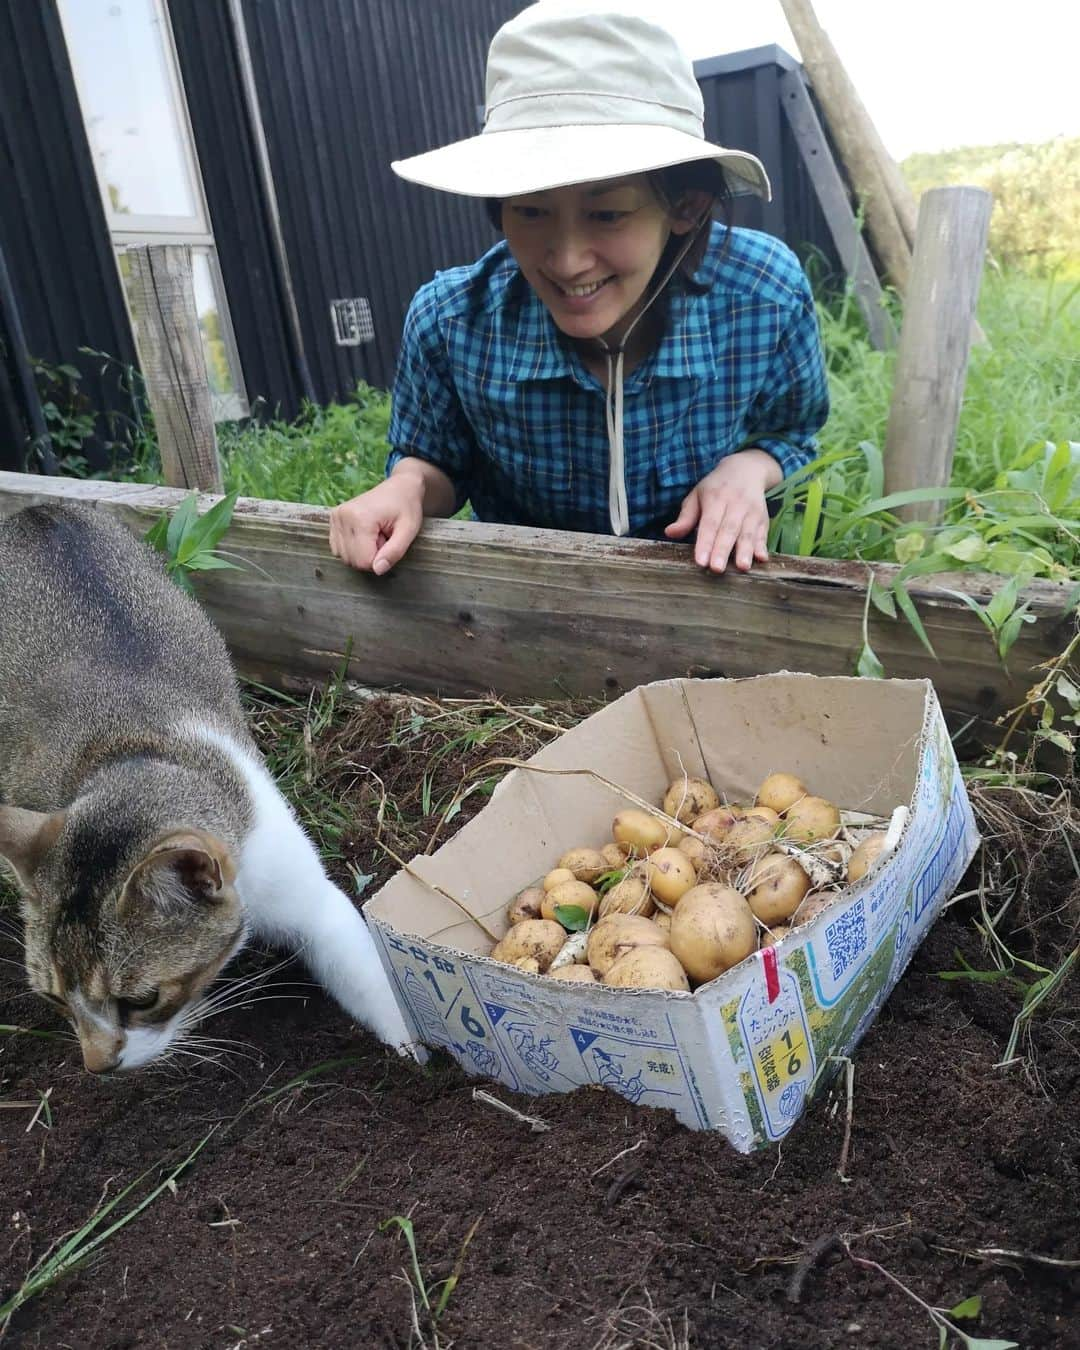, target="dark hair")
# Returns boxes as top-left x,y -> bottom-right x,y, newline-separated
483,158 -> 733,291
